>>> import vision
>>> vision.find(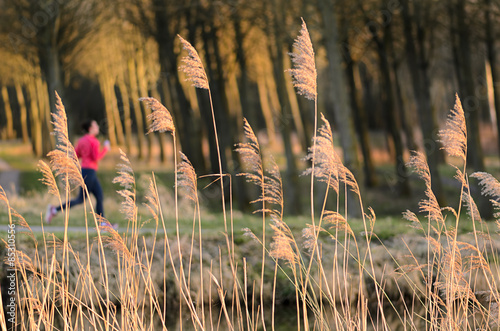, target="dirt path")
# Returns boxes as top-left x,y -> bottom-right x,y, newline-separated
0,224 -> 162,234
0,158 -> 20,194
